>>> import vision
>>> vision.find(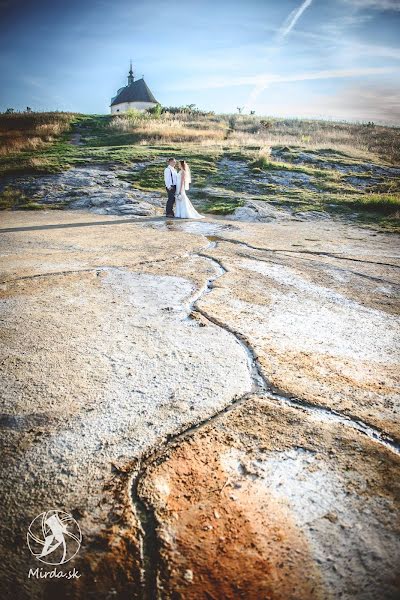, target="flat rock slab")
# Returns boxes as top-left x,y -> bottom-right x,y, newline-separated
197,222 -> 400,439
138,397 -> 400,600
0,212 -> 251,598
0,210 -> 399,599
